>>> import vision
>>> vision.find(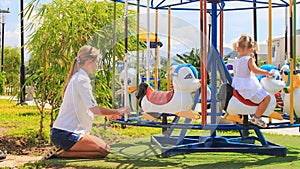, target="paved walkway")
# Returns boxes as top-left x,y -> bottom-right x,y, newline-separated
0,155 -> 42,168
0,95 -> 18,101
261,118 -> 300,136
0,95 -> 52,109
262,127 -> 300,136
